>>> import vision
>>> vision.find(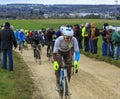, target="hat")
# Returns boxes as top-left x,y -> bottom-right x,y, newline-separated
5,22 -> 10,27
